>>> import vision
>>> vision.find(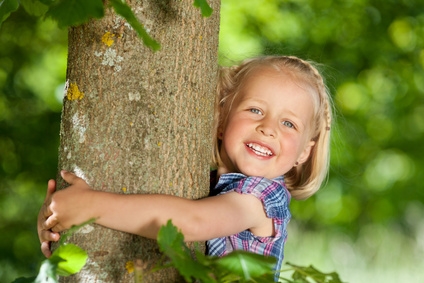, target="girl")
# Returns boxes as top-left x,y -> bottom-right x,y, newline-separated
38,55 -> 332,281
